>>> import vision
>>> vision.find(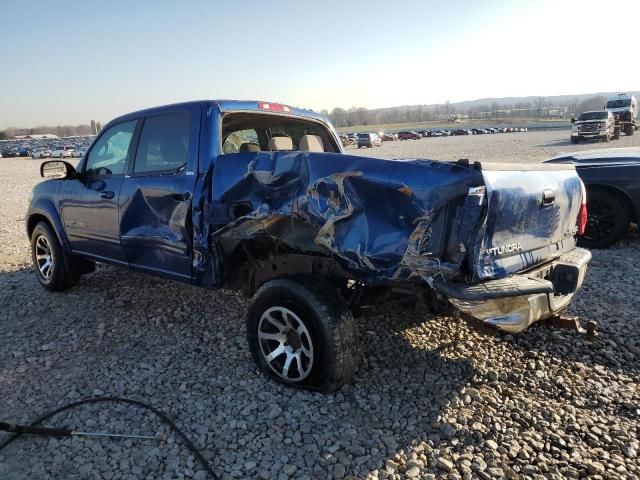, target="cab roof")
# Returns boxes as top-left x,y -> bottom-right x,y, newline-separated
107,100 -> 328,126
